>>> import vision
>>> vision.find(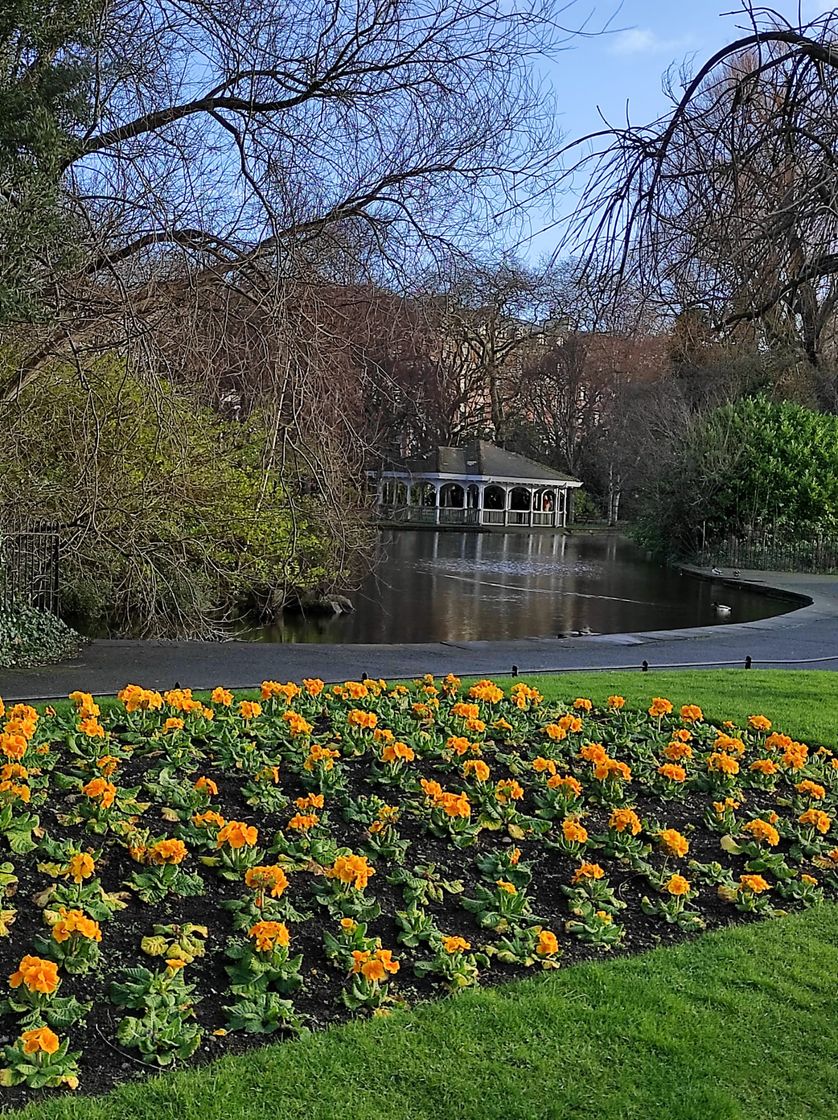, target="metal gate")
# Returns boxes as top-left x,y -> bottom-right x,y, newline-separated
0,523 -> 61,613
